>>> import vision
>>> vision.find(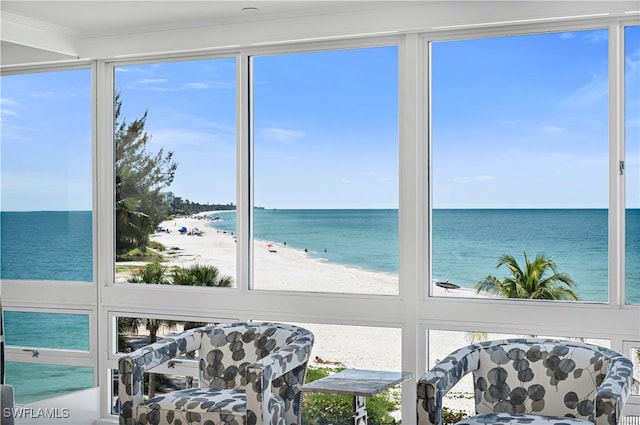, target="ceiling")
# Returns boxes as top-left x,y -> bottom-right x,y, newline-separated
0,0 -> 402,66
0,1 -> 390,36
1,1 -> 638,67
